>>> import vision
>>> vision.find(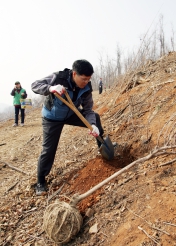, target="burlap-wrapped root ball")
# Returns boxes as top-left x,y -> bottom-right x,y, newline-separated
43,201 -> 83,244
